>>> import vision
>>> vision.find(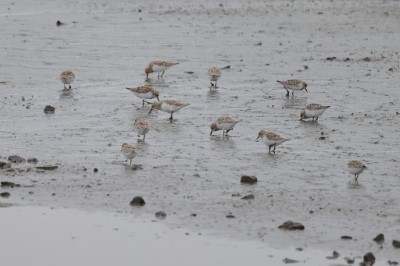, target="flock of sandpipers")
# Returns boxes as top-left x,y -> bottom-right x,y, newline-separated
59,60 -> 367,185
